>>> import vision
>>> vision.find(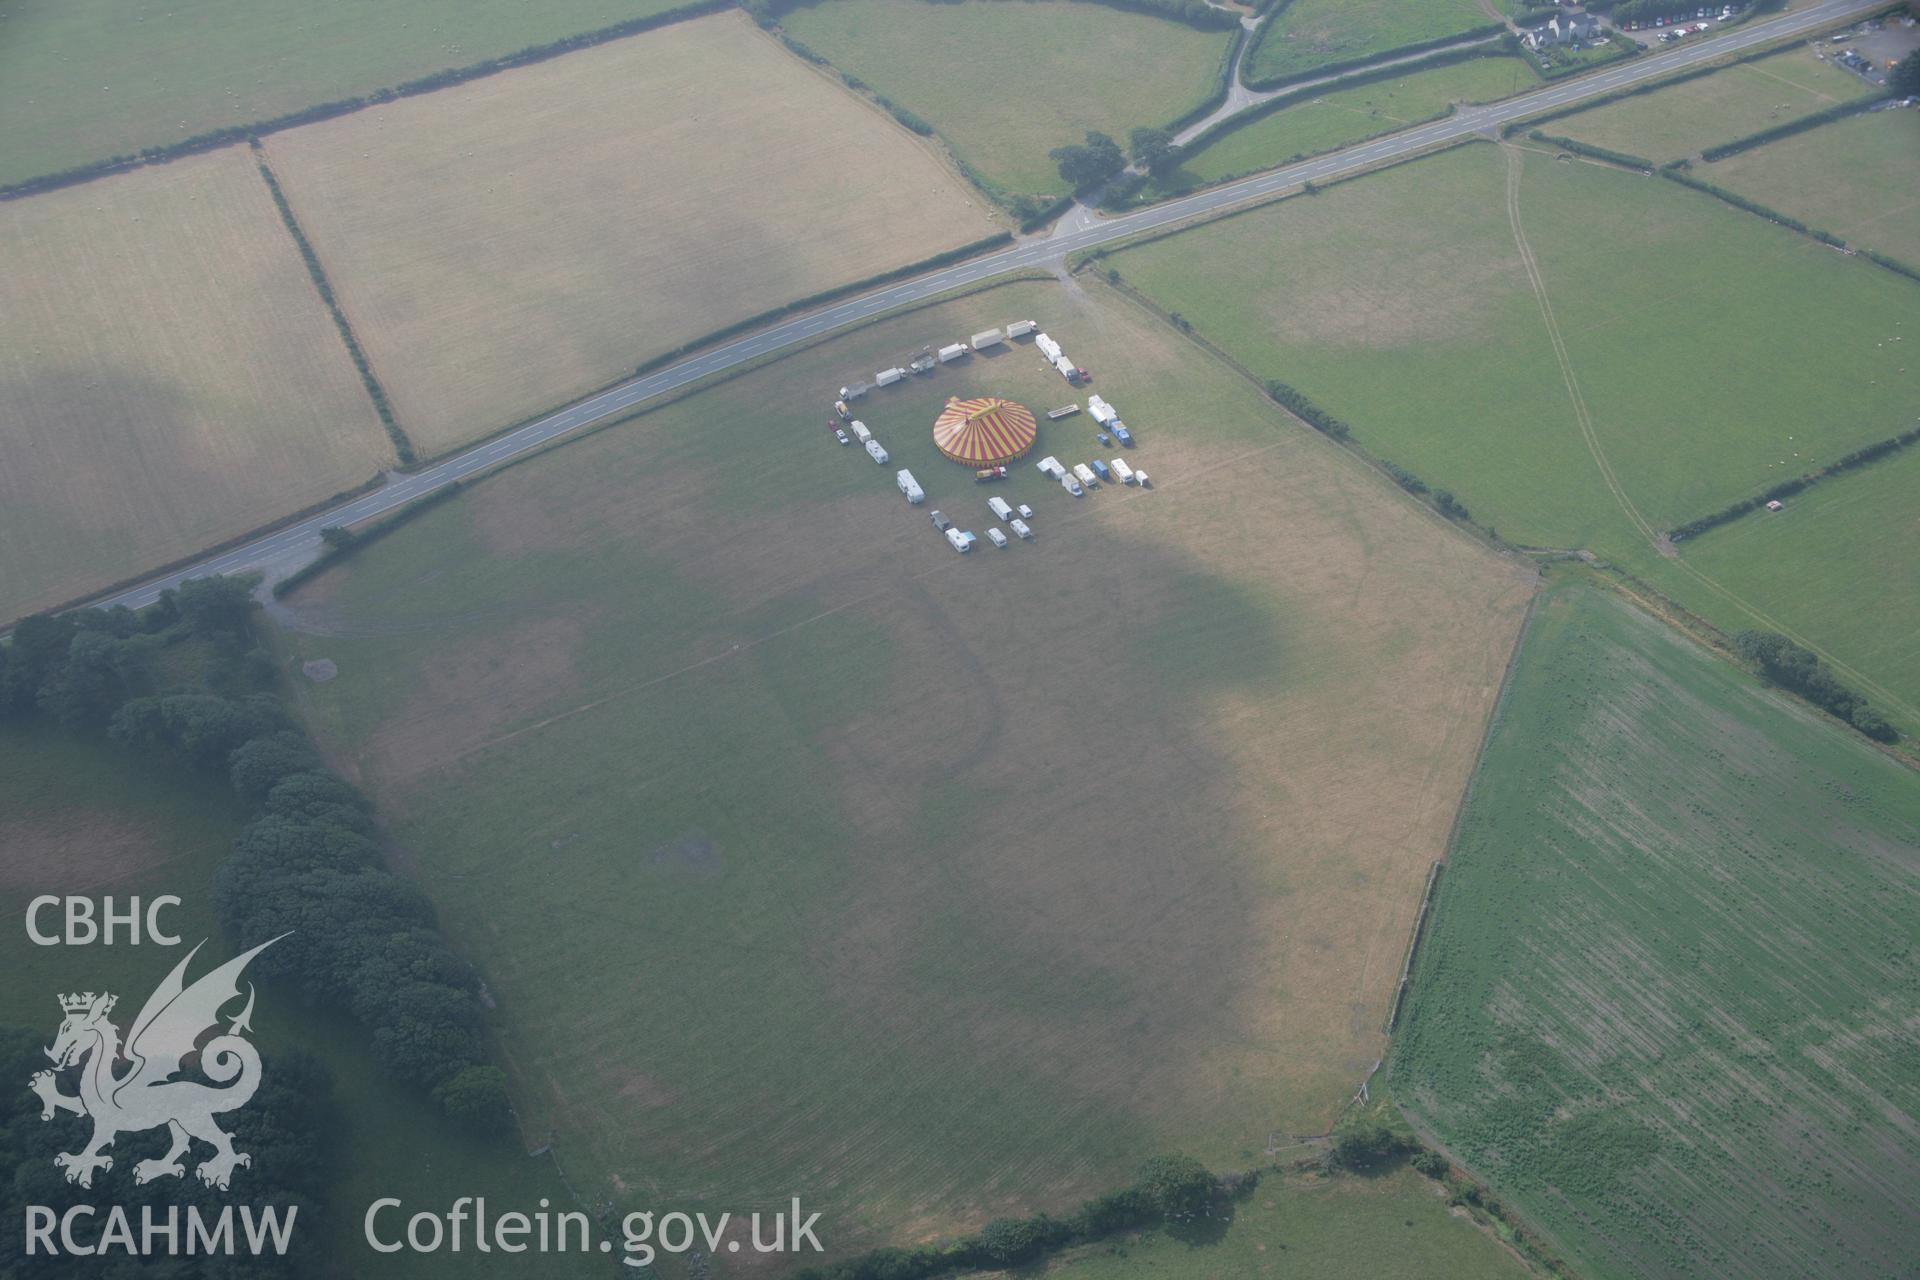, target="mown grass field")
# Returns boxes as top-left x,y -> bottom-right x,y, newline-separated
0,0 -> 691,187
1549,45 -> 1873,161
1110,140 -> 1920,726
1681,443 -> 1920,717
1158,56 -> 1538,192
993,1167 -> 1529,1279
0,145 -> 393,623
273,275 -> 1533,1252
1703,108 -> 1920,265
1390,581 -> 1920,1280
264,11 -> 1000,456
780,0 -> 1234,197
0,721 -> 593,1277
1245,0 -> 1495,85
